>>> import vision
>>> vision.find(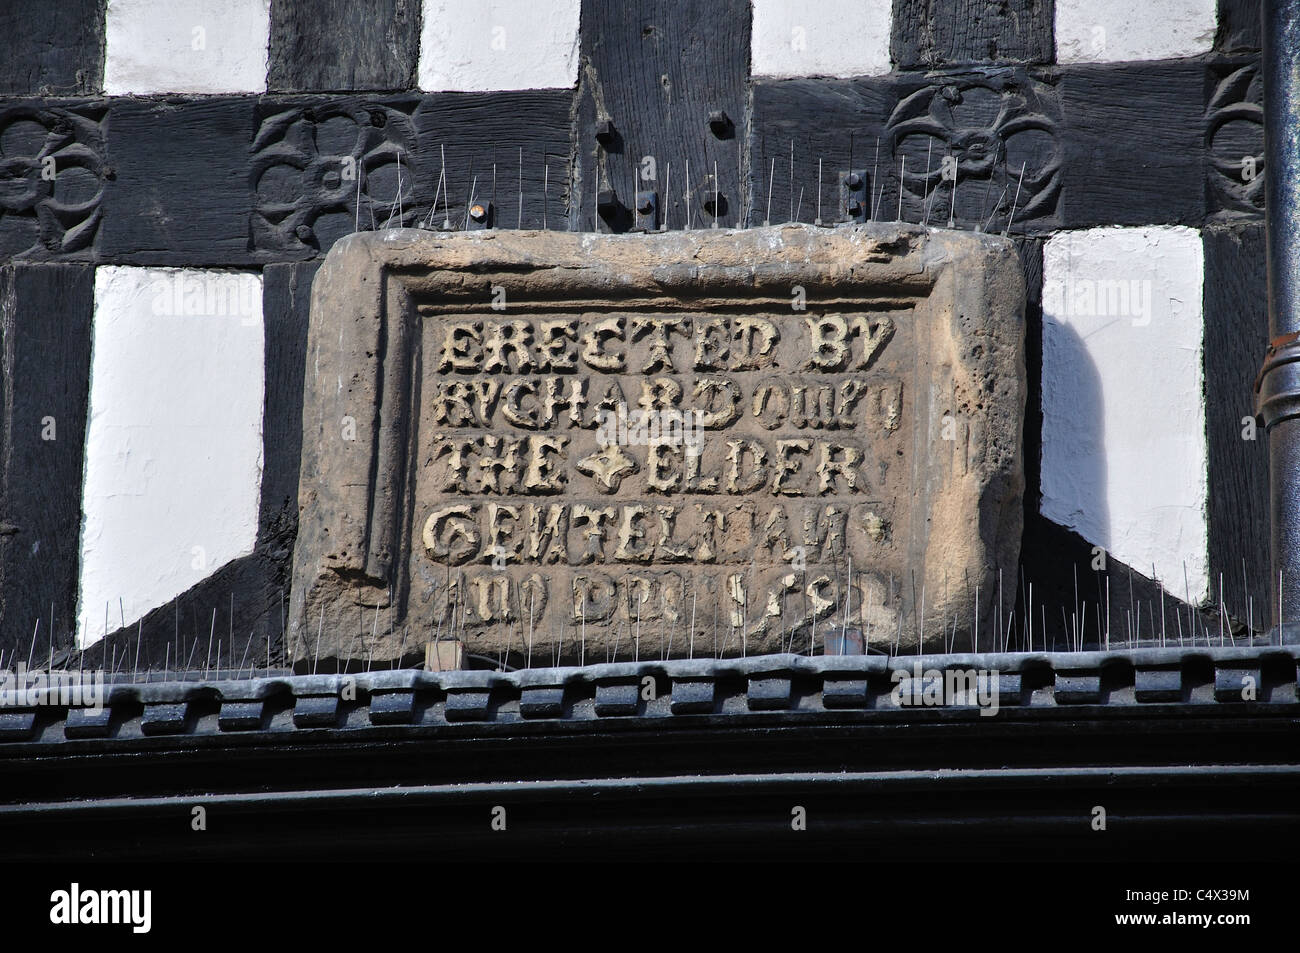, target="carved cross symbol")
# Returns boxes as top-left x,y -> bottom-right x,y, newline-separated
576,444 -> 639,492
